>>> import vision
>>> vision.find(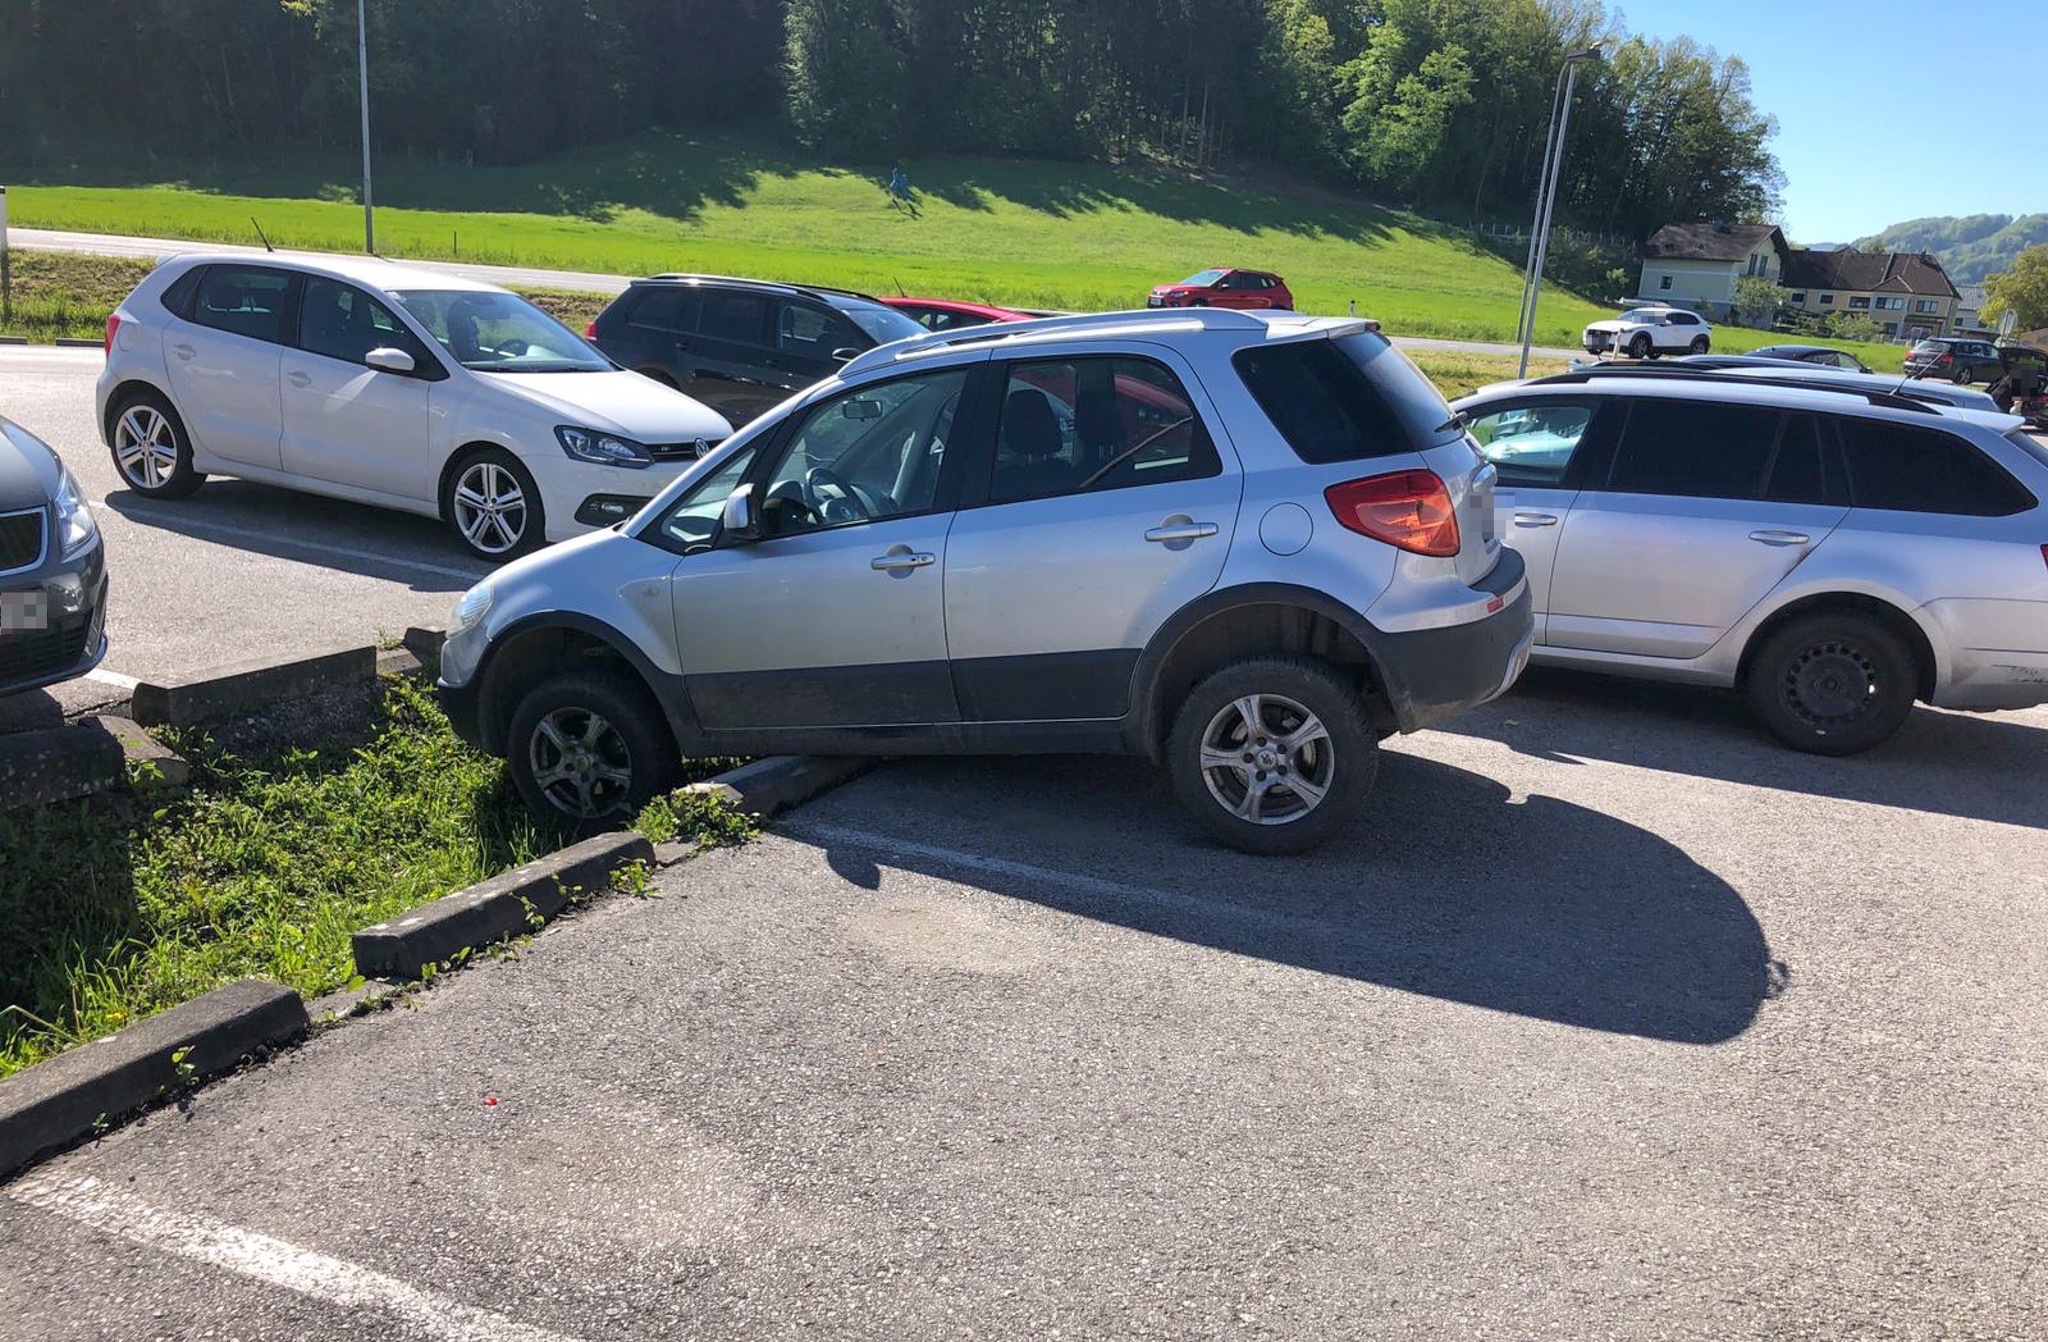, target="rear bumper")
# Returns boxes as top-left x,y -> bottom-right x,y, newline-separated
1369,549 -> 1534,732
